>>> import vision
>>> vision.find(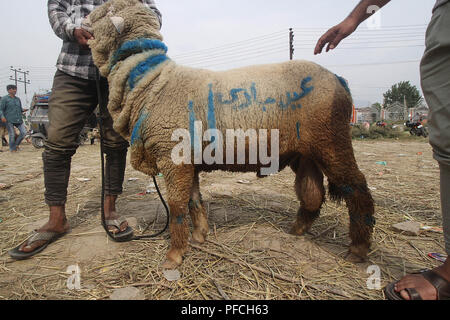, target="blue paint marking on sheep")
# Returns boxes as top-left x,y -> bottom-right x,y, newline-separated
131,111 -> 149,146
279,76 -> 314,111
128,54 -> 168,89
296,122 -> 301,140
109,38 -> 168,71
335,74 -> 351,94
213,77 -> 314,112
176,215 -> 184,225
342,185 -> 354,196
217,88 -> 252,110
216,82 -> 275,111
